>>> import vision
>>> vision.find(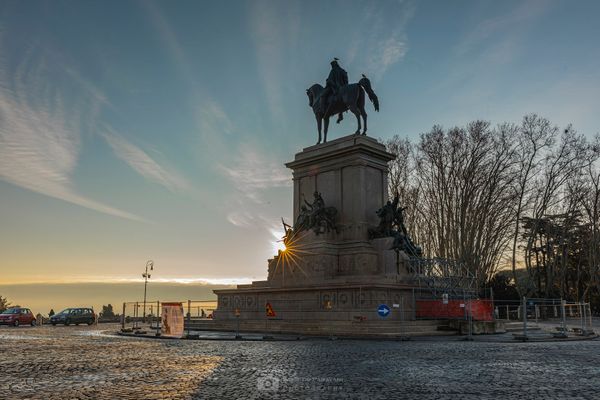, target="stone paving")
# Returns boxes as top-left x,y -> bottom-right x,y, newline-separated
1,324 -> 600,399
